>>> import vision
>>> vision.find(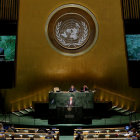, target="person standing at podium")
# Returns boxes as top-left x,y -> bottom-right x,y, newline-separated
67,97 -> 75,107
69,85 -> 76,92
